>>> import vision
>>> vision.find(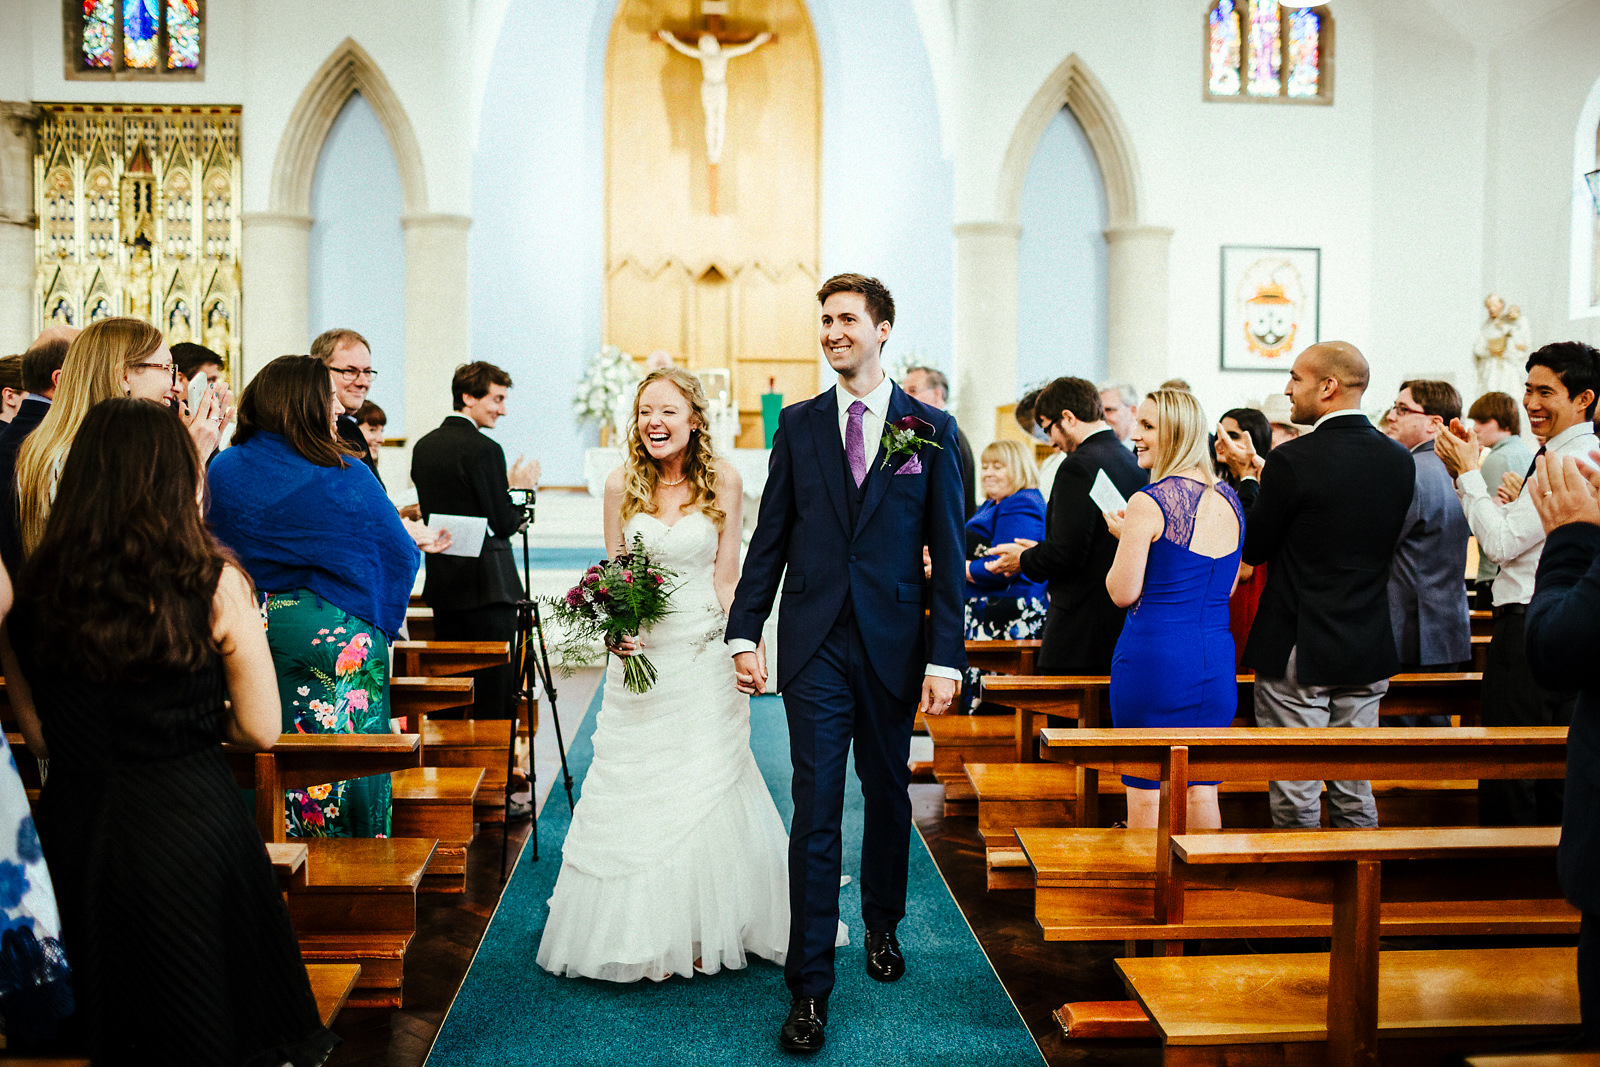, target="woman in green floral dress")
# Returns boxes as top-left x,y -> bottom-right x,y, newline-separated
207,356 -> 427,838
